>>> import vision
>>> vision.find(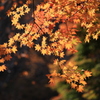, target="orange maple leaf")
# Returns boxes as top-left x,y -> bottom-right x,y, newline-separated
84,70 -> 92,77
65,43 -> 72,49
80,80 -> 87,86
0,58 -> 5,63
0,65 -> 6,72
71,82 -> 77,89
77,85 -> 84,92
60,52 -> 64,58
